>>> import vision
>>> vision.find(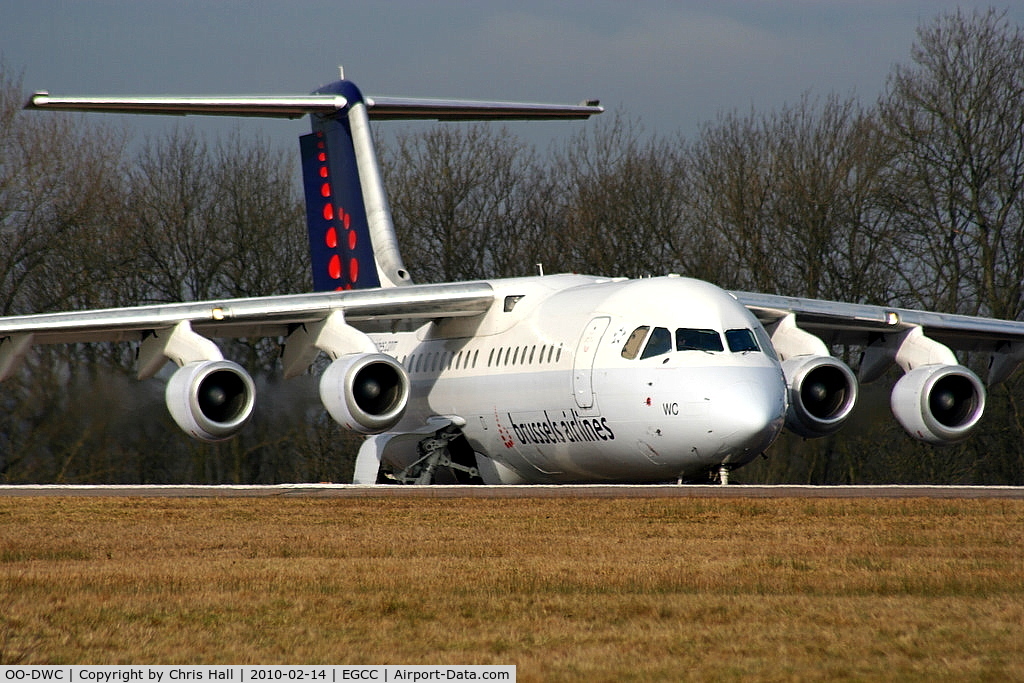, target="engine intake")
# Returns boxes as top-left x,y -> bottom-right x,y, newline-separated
781,355 -> 858,438
891,365 -> 985,444
319,353 -> 410,434
165,360 -> 256,441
